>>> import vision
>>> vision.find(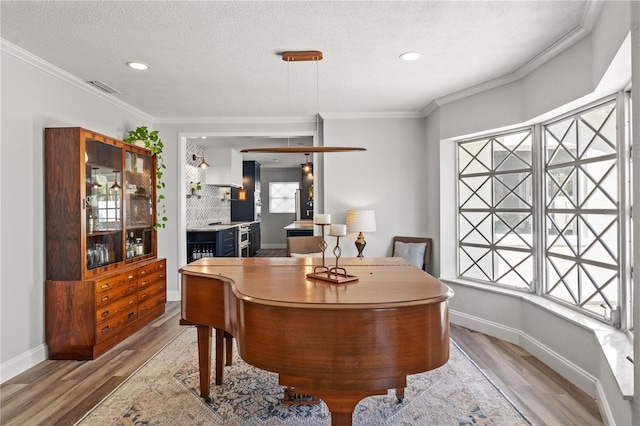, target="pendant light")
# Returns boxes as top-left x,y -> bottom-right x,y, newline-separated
241,50 -> 366,154
91,167 -> 101,189
111,170 -> 121,190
